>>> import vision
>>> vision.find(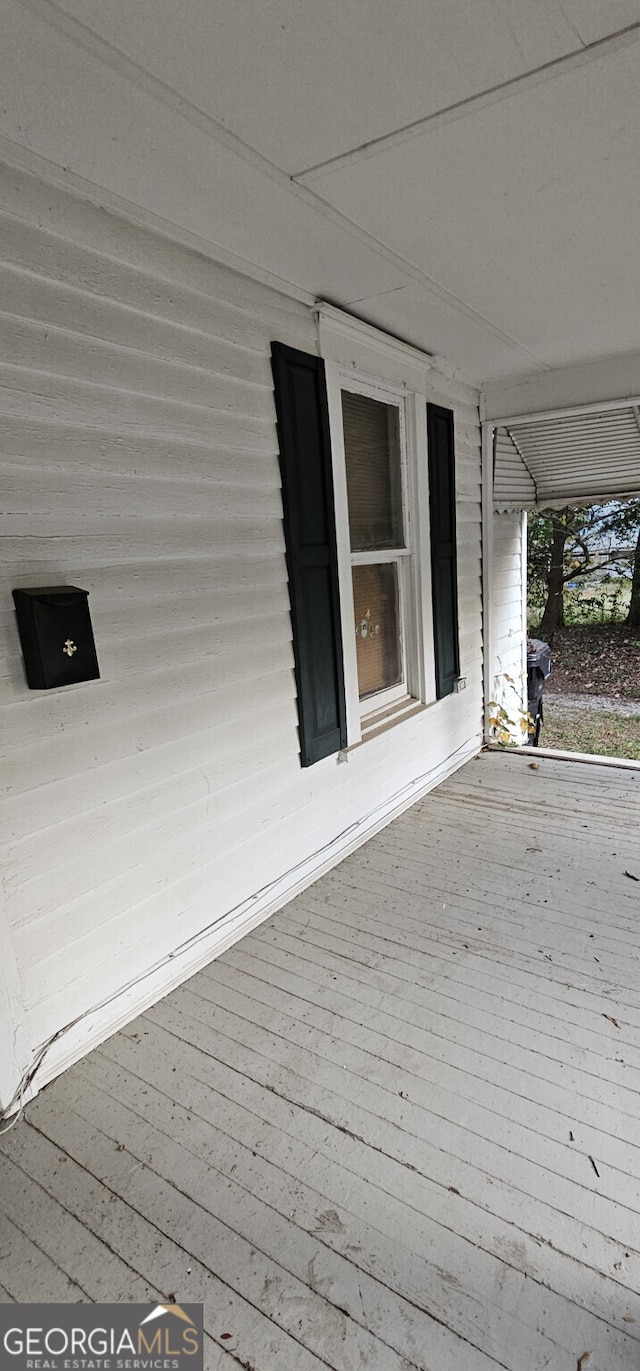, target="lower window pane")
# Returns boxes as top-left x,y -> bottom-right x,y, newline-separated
352,563 -> 402,700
